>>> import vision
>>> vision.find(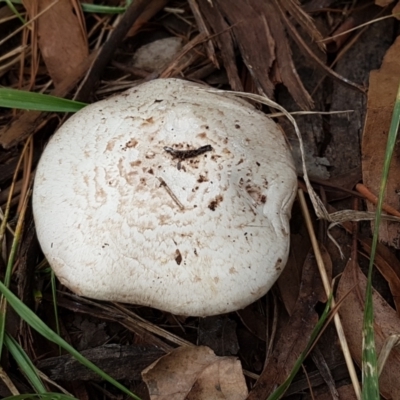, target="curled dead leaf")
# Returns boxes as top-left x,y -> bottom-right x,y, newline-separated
142,346 -> 248,400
